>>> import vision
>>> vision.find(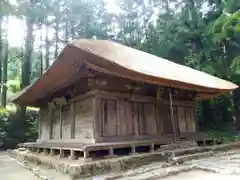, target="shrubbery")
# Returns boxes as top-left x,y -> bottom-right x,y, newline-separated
0,107 -> 39,149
